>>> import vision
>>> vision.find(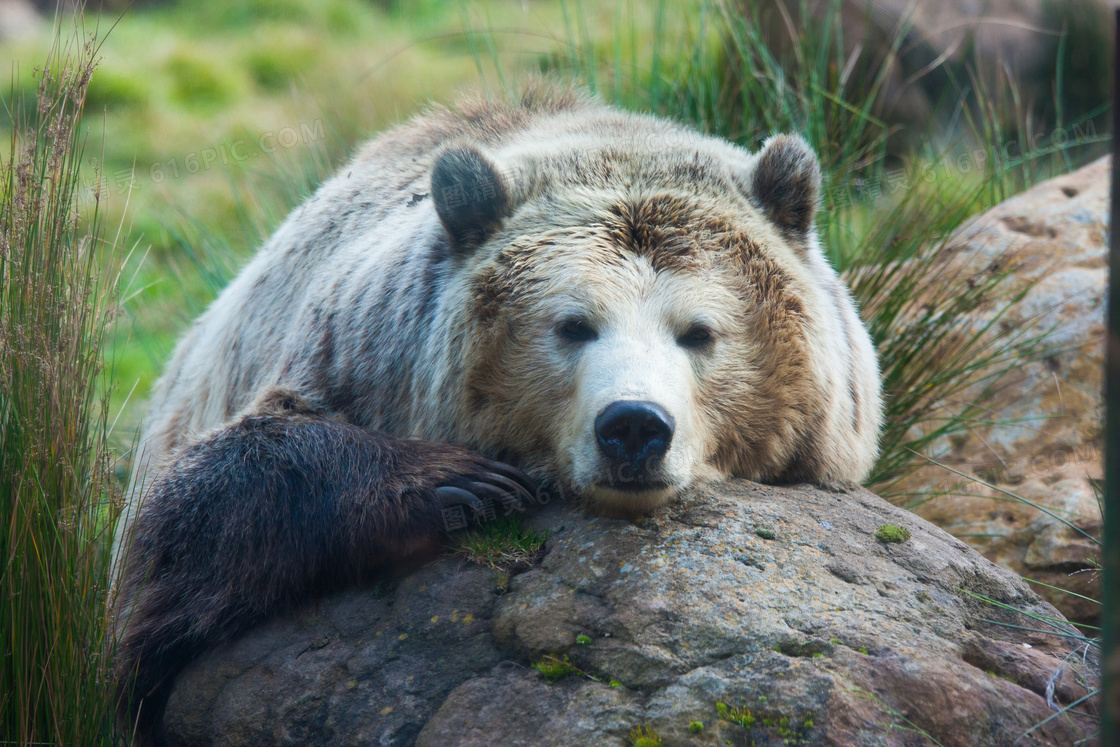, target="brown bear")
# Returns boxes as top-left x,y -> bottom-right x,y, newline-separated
111,82 -> 882,729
